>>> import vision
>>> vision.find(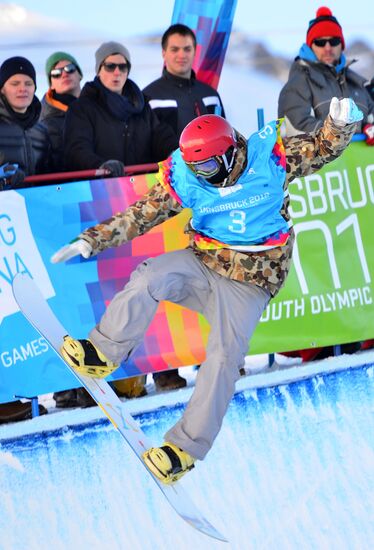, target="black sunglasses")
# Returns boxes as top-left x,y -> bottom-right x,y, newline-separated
313,37 -> 341,47
101,62 -> 129,73
50,63 -> 77,78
